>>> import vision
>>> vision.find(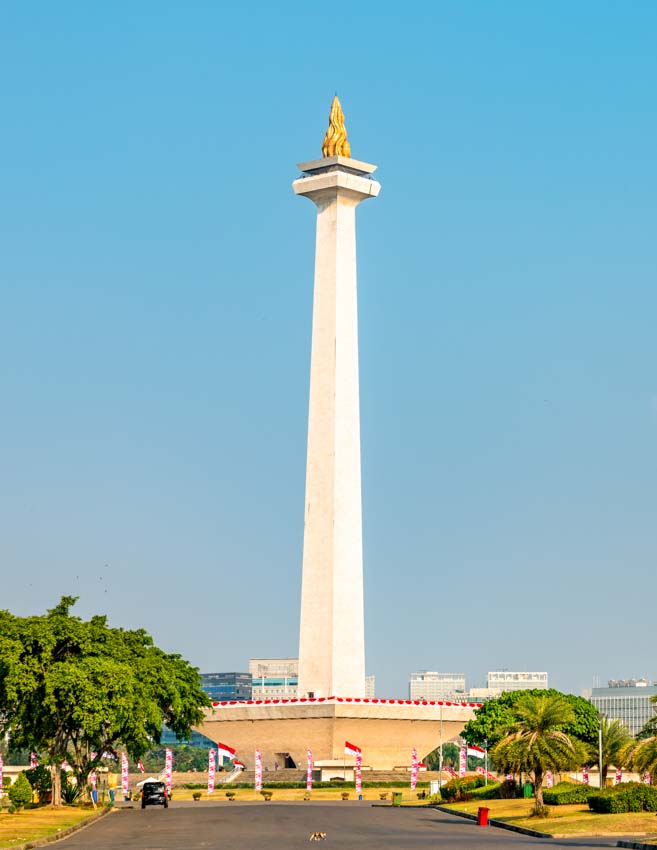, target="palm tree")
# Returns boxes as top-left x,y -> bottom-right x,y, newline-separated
490,693 -> 587,810
624,736 -> 657,783
592,717 -> 632,788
